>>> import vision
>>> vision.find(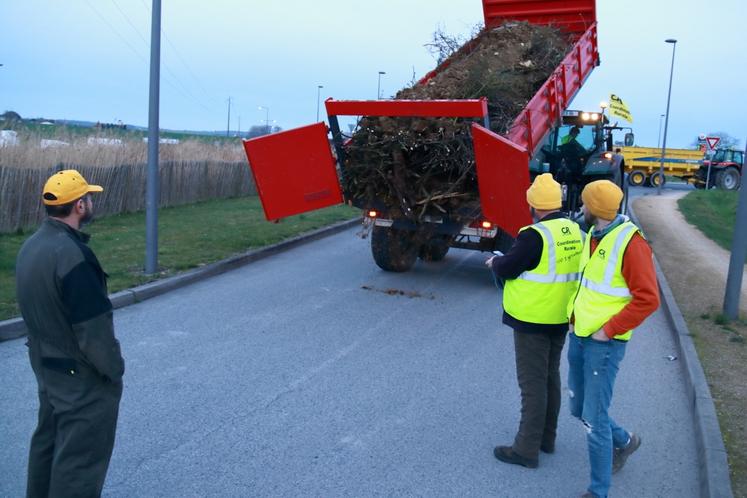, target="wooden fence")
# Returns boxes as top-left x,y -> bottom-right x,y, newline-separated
0,161 -> 256,233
